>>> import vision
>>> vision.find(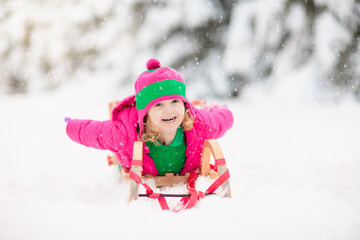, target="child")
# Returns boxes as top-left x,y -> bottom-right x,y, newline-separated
66,58 -> 233,176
